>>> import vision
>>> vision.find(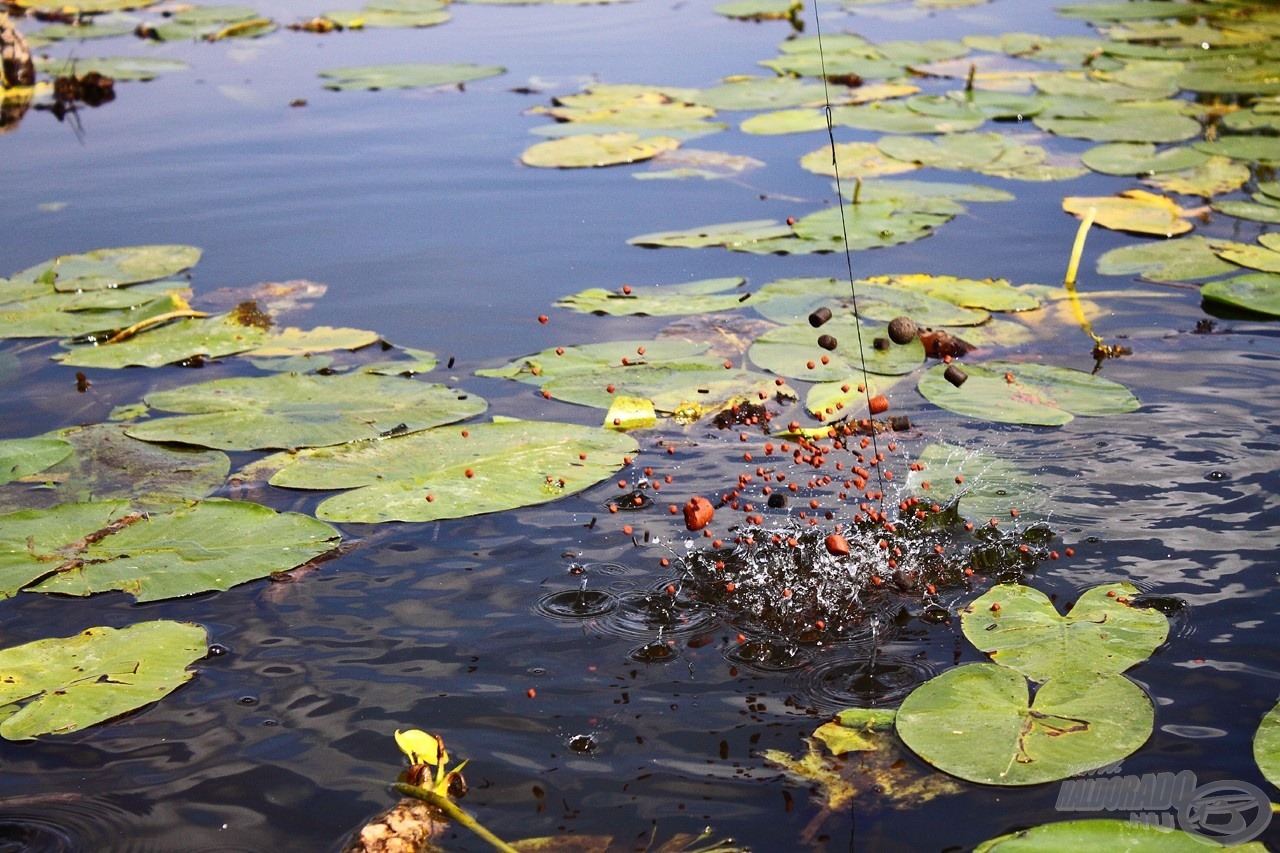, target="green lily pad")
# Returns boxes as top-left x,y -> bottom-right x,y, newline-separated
1202,274 -> 1280,318
1255,698 -> 1280,791
863,273 -> 1039,313
1080,142 -> 1209,176
1096,236 -> 1242,282
740,108 -> 828,135
127,372 -> 485,451
1180,63 -> 1280,97
243,325 -> 381,357
1032,71 -> 1178,102
539,97 -> 718,132
0,621 -> 207,740
963,583 -> 1169,682
521,133 -> 680,168
0,284 -> 188,341
814,708 -> 897,754
53,313 -> 272,368
0,423 -> 229,514
845,179 -> 1015,204
876,132 -> 1062,179
8,245 -> 200,293
267,419 -> 639,523
805,377 -> 896,419
1213,194 -> 1280,224
749,318 -> 925,381
319,63 -> 505,91
787,200 -> 957,252
896,663 -> 1154,786
1216,236 -> 1280,274
628,219 -> 794,250
35,56 -> 191,81
1142,156 -> 1250,197
974,820 -> 1260,852
753,276 -> 989,326
693,77 -> 834,112
1056,1 -> 1199,22
828,100 -> 984,134
713,0 -> 798,20
1193,136 -> 1280,164
0,438 -> 73,486
800,141 -> 920,179
136,5 -> 275,40
1,499 -> 340,601
11,0 -> 155,12
918,361 -> 1139,426
555,277 -> 746,315
322,0 -> 450,27
904,443 -> 1046,522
